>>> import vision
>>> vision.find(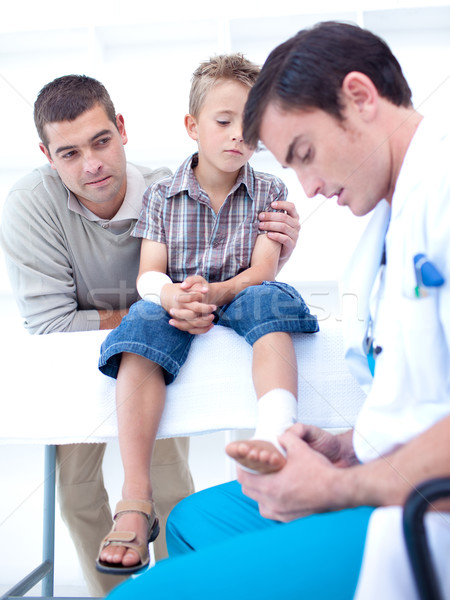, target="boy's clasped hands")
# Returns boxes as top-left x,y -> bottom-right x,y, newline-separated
162,275 -> 216,335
